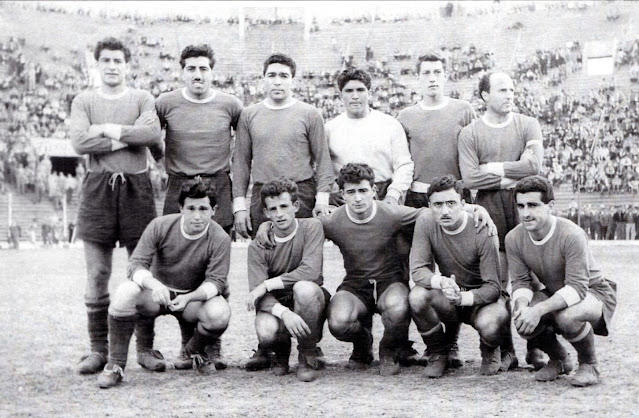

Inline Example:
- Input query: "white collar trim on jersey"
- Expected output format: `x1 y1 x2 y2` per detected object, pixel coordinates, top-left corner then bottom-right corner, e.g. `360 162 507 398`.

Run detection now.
481 112 513 128
180 216 210 240
528 216 557 246
346 201 378 224
97 87 129 100
272 219 299 243
441 211 468 235
419 97 449 111
181 87 217 103
263 98 297 110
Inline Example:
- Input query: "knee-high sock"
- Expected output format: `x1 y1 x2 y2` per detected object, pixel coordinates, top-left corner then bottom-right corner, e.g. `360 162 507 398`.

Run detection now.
185 324 221 355
108 314 138 368
531 328 569 360
86 295 109 355
566 323 597 365
178 317 196 348
135 316 155 352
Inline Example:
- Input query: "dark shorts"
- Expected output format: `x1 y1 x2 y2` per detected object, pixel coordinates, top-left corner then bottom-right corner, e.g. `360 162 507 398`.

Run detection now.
163 172 233 229
250 177 316 239
589 278 617 336
337 276 408 314
475 189 518 251
258 287 331 312
455 294 509 327
76 171 156 248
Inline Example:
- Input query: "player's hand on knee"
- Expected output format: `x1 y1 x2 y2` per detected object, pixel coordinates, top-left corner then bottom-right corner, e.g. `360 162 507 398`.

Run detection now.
255 221 275 249
514 306 541 336
169 294 190 312
281 310 311 338
146 280 171 307
246 284 267 311
234 210 251 238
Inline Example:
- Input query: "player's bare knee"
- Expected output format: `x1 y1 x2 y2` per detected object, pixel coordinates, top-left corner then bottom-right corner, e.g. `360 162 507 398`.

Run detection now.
255 314 283 345
552 308 581 334
200 298 231 330
409 286 431 313
293 281 322 306
108 281 141 316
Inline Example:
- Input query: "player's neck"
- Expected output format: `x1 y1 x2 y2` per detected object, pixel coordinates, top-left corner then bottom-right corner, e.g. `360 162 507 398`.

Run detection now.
420 94 446 108
100 83 127 96
265 96 295 109
183 87 214 102
441 213 466 233
346 106 370 119
272 219 298 240
530 216 556 241
483 109 511 125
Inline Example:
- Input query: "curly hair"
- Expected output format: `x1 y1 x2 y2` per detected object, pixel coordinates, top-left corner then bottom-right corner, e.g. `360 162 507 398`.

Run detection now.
179 44 215 69
337 163 375 189
93 37 131 62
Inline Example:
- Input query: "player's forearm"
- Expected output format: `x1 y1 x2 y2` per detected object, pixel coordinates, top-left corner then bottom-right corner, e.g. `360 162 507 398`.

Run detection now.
119 122 162 146
188 281 218 301
70 126 115 155
532 293 568 317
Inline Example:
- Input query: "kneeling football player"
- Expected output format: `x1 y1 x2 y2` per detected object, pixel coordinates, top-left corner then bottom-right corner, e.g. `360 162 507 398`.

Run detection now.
409 175 510 378
245 178 329 382
507 176 617 386
97 180 231 388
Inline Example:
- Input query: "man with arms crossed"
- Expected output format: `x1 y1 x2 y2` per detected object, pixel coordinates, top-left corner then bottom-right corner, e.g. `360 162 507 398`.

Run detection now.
397 51 476 367
97 181 232 388
246 178 329 382
232 53 334 239
155 44 242 369
507 176 616 386
458 71 545 371
409 175 509 378
70 37 163 375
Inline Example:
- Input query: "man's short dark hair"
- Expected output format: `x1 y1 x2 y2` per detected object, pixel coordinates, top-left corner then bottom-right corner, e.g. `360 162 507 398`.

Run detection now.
416 52 446 73
263 53 296 78
336 68 372 91
337 163 375 189
260 178 299 205
478 72 493 102
178 179 217 208
514 175 554 204
94 37 131 62
180 44 215 69
427 175 464 200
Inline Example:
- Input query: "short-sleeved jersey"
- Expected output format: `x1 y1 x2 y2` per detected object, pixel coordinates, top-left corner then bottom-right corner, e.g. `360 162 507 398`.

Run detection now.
127 214 231 296
156 88 243 176
320 201 424 282
232 100 334 197
410 211 501 306
458 113 543 190
397 98 475 184
70 88 161 173
506 216 603 303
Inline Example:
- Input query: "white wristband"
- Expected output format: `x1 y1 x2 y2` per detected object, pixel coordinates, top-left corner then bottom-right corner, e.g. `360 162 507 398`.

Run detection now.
316 192 329 206
233 197 247 213
431 274 443 289
131 269 153 287
271 303 291 319
264 278 285 292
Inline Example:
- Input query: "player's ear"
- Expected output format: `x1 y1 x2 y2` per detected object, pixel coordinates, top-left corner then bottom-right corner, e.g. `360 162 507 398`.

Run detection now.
372 184 379 199
211 205 218 217
547 200 555 213
293 199 300 213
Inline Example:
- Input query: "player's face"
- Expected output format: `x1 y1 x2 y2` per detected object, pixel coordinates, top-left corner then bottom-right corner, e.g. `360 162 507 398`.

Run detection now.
182 56 213 99
484 73 515 115
181 197 215 235
263 192 299 236
342 180 375 219
418 60 446 98
516 192 554 236
341 80 370 119
429 188 464 229
263 63 293 103
97 49 127 88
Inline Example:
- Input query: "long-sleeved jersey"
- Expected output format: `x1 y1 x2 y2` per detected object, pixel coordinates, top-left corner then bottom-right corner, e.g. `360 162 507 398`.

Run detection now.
458 113 543 190
397 98 475 186
70 88 161 173
248 218 324 312
232 100 334 198
325 109 414 201
411 211 501 306
156 88 243 176
127 214 231 297
320 201 424 282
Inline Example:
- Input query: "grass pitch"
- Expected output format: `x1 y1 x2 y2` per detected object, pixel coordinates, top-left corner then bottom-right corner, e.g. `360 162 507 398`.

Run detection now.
0 242 637 417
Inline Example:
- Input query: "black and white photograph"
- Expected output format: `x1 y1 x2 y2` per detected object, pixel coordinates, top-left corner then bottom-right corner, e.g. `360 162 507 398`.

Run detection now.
0 1 636 416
